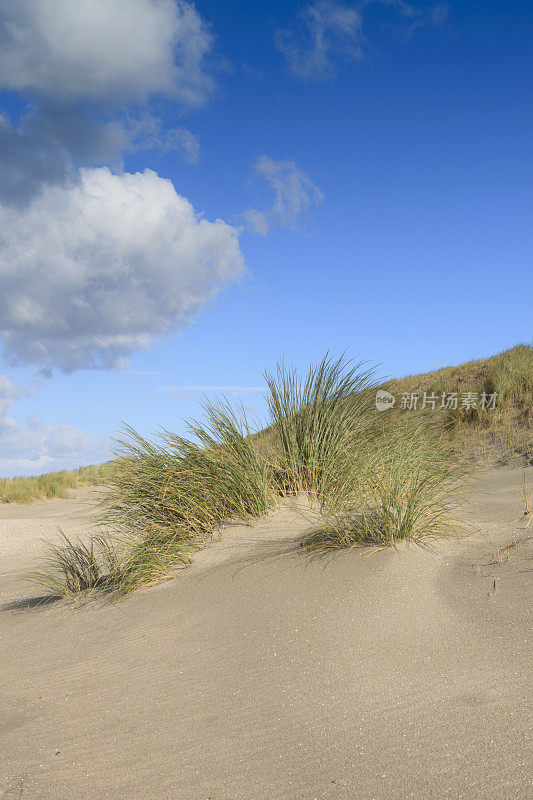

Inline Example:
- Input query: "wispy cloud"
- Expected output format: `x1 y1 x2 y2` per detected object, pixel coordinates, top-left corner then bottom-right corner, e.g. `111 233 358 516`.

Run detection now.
0 374 21 417
276 0 449 80
244 156 324 235
122 112 201 164
276 1 364 80
159 385 266 399
0 375 110 476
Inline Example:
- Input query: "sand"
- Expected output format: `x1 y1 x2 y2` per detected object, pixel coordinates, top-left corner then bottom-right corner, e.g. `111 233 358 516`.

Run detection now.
1 468 532 799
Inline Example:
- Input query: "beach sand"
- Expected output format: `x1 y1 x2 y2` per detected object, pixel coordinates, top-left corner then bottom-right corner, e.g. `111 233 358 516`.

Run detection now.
1 468 531 799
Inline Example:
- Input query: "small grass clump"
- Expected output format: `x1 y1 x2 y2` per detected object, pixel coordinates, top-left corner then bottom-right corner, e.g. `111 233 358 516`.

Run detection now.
303 417 466 552
28 353 469 601
26 530 119 600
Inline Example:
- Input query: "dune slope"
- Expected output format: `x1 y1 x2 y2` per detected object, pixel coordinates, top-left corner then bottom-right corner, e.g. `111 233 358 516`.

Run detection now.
1 468 532 800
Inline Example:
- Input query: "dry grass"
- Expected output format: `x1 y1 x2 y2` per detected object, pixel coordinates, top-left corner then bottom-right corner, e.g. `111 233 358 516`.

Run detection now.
0 463 115 504
520 472 532 517
381 344 533 466
489 536 533 565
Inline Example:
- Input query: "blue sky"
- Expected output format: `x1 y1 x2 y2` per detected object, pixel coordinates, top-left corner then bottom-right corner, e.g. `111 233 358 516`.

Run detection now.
0 0 531 475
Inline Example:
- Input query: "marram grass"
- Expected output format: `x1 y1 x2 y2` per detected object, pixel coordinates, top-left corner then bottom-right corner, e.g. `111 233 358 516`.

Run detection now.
98 400 275 596
0 462 115 504
26 530 119 600
27 354 469 601
263 354 378 501
303 417 467 552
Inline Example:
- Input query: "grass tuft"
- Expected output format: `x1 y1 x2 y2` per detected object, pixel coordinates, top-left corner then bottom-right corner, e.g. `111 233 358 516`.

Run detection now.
26 530 119 600
264 354 377 504
303 417 466 552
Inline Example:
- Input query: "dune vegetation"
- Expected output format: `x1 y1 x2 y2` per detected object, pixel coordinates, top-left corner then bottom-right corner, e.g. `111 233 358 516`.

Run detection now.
383 343 533 464
23 344 533 600
27 354 471 600
0 463 115 504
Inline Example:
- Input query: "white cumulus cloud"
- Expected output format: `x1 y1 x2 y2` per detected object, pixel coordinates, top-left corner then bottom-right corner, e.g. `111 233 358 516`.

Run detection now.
0 0 214 106
245 156 324 235
0 0 214 203
0 167 245 373
0 107 129 205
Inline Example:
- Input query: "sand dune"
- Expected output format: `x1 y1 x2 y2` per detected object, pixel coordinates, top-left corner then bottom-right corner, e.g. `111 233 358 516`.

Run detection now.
1 468 532 799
